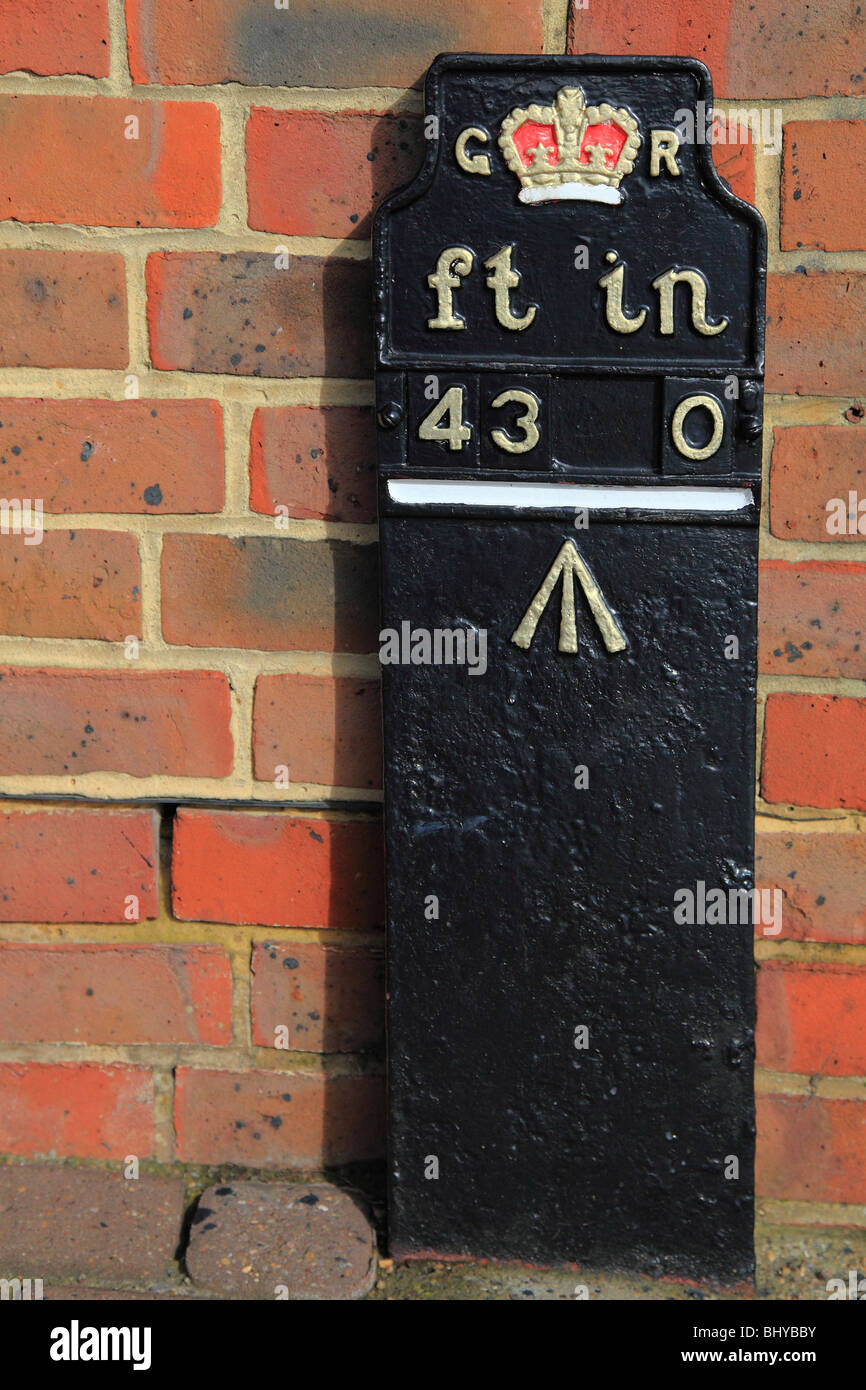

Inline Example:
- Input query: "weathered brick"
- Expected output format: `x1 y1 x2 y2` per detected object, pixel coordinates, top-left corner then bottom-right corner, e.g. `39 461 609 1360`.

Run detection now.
174 1067 384 1167
568 0 866 98
756 831 866 944
0 251 126 369
249 406 376 525
0 944 232 1044
757 962 866 1076
0 96 220 228
251 942 385 1053
0 0 109 78
247 109 422 239
161 535 378 652
253 675 382 788
782 121 866 252
0 806 158 923
0 530 140 640
759 561 866 679
0 668 232 778
0 398 224 514
766 272 866 398
770 426 866 543
762 693 866 811
757 1095 866 1203
146 253 371 378
186 1181 375 1299
0 1166 184 1283
172 810 384 929
712 137 755 206
127 0 543 87
0 1063 154 1160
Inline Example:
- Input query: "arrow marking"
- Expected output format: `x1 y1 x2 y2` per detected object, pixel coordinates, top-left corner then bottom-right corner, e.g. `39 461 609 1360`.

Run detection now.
511 539 627 655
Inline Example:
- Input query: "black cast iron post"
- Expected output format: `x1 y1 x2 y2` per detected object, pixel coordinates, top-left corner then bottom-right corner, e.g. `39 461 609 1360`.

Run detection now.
374 54 766 1281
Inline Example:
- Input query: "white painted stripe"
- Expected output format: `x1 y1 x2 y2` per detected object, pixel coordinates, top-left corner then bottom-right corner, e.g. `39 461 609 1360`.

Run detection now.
388 480 753 512
518 182 621 205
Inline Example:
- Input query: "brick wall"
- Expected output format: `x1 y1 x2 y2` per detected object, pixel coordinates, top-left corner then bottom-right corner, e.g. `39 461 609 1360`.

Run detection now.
0 0 863 1266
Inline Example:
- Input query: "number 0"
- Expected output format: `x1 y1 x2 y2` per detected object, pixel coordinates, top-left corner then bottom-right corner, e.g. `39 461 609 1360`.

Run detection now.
490 389 540 454
418 386 471 451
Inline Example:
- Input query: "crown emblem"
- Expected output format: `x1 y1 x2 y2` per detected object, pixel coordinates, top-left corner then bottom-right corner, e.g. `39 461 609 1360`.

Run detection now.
499 85 641 205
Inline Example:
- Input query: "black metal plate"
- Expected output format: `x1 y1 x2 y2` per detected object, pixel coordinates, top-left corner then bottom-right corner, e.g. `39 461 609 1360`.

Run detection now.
374 54 765 1281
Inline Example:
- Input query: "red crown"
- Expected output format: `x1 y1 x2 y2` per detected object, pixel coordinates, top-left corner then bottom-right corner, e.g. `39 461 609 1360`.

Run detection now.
499 86 641 205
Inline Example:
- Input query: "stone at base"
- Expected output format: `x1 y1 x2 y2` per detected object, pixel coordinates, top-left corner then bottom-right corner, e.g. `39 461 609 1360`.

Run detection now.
186 1181 376 1299
0 1164 184 1284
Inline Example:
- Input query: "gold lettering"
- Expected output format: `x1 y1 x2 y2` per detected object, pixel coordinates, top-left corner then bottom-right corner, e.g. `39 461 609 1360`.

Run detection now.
511 539 627 656
483 245 536 331
652 267 728 336
671 394 725 461
427 247 474 330
650 130 681 177
418 386 471 451
598 251 647 335
490 389 540 454
455 126 491 176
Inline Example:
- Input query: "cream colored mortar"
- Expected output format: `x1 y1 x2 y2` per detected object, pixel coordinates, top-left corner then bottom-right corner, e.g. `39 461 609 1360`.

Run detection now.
759 1198 866 1227
544 0 569 54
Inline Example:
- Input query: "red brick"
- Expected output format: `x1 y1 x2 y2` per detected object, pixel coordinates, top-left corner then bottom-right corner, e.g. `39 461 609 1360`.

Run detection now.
251 942 384 1053
0 806 158 923
0 0 109 78
758 561 866 679
782 121 866 252
253 675 382 789
0 398 224 514
146 252 370 378
568 0 865 98
185 1180 375 1299
570 1 727 87
766 272 866 398
247 109 422 239
762 693 866 811
0 530 140 640
756 831 866 944
0 1166 184 1284
770 426 866 543
172 810 384 929
0 96 220 228
0 943 231 1045
161 535 378 652
0 1063 154 1160
249 406 376 525
0 251 126 369
757 1095 866 1203
757 963 866 1075
127 0 543 86
174 1067 384 1166
0 668 232 778
712 137 755 206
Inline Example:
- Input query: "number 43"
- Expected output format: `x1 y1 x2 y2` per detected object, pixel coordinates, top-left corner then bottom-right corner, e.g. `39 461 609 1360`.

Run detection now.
418 386 540 454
